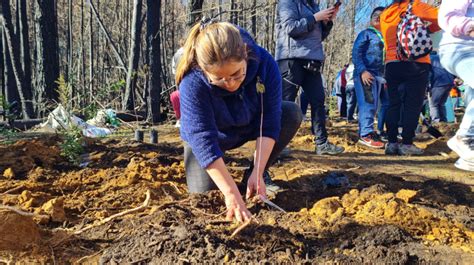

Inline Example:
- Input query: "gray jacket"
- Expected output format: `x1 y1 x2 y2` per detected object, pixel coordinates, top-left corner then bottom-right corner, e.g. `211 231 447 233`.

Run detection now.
275 0 333 62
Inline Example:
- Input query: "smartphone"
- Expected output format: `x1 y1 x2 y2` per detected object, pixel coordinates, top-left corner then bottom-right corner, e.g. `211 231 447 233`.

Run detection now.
334 0 342 8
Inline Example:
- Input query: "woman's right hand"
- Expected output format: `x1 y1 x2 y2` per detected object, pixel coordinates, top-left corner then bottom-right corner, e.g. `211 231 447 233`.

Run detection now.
314 7 336 22
224 191 252 223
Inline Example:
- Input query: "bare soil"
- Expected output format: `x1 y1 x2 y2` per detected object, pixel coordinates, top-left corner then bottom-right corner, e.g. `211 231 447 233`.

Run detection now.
0 120 472 264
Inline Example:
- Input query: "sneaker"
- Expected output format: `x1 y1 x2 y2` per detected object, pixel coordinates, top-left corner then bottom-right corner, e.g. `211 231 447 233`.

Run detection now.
279 147 291 158
454 157 474 172
385 142 399 155
316 141 345 155
263 171 281 194
358 133 385 149
448 135 474 161
378 132 388 142
398 144 424 156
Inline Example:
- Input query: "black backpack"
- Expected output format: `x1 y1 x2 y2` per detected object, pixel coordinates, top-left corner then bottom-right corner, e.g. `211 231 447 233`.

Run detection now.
396 0 433 60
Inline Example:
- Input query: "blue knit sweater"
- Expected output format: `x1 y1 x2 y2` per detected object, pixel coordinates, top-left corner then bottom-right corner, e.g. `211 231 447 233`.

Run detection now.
179 29 282 168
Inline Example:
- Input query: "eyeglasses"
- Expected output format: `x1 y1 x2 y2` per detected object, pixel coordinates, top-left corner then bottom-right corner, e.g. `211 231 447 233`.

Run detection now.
207 67 247 86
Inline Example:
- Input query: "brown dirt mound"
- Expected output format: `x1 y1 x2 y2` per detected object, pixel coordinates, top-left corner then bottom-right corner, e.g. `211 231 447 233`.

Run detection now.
300 184 474 252
0 210 41 251
0 138 65 179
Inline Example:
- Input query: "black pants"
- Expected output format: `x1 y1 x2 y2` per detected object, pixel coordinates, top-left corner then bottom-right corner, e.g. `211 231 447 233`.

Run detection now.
385 62 430 145
278 59 328 145
184 101 303 193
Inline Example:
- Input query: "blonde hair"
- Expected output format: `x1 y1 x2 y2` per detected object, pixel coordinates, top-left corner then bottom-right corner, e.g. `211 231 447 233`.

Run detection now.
175 22 248 86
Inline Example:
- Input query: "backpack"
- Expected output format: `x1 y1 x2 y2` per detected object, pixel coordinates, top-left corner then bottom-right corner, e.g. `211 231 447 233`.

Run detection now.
396 0 433 60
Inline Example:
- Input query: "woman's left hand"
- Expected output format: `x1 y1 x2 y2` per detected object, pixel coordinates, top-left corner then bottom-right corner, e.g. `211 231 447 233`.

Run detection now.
246 169 267 200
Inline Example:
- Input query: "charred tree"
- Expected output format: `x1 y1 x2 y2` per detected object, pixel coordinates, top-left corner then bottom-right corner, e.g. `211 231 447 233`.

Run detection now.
122 0 143 111
146 0 161 123
1 27 19 105
187 0 204 27
1 0 34 118
34 0 60 111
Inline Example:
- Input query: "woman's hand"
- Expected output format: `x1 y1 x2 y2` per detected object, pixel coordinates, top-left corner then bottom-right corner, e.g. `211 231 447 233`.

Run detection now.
245 169 267 200
314 7 336 22
361 71 375 86
224 191 252 223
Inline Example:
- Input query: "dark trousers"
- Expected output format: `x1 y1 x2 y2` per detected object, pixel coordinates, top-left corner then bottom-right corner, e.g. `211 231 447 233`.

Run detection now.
429 85 452 122
338 86 347 118
278 59 328 145
184 101 303 193
385 62 430 145
346 86 357 121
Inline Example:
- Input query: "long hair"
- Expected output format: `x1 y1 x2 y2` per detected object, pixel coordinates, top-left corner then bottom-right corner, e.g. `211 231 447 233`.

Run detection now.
175 22 248 86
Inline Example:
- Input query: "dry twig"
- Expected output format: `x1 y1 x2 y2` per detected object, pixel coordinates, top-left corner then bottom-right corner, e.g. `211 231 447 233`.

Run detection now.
0 205 49 219
0 185 24 195
230 218 253 239
72 190 151 235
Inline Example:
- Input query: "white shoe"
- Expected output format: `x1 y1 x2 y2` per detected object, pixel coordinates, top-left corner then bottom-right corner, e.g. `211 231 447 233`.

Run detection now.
454 158 474 172
174 120 181 128
448 135 474 161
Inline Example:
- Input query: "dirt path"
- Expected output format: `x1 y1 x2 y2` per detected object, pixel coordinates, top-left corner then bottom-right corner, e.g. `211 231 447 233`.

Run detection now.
0 121 472 263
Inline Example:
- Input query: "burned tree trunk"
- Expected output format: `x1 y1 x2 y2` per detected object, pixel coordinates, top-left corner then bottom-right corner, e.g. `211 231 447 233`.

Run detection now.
122 0 143 111
187 0 204 27
17 0 32 97
34 0 60 112
1 27 19 106
1 0 34 118
146 0 161 123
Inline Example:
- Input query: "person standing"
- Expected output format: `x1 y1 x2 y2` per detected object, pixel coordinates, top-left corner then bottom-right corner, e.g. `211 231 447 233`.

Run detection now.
352 7 387 148
428 51 456 123
380 0 440 155
275 0 344 155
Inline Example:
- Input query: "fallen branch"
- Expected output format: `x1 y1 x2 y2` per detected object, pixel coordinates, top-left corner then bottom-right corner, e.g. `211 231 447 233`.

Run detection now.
0 185 24 195
230 218 253 239
0 205 49 219
72 190 151 235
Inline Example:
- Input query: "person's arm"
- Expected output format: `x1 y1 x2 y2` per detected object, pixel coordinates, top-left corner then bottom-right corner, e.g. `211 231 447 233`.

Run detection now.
352 31 374 85
246 137 275 199
415 1 442 33
352 30 370 75
180 74 250 222
278 1 317 38
258 47 282 142
206 158 251 222
438 0 474 37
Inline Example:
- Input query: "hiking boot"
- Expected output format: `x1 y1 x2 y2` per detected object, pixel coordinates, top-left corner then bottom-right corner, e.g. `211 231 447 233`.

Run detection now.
398 144 424 156
385 142 399 155
358 133 385 149
316 141 345 155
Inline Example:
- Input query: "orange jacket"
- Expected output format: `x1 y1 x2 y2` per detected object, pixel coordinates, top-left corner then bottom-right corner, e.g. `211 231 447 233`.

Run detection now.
380 0 441 64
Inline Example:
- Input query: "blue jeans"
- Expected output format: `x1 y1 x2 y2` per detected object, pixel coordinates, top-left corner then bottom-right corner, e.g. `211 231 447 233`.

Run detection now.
346 85 357 121
354 74 388 136
429 85 452 122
